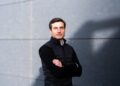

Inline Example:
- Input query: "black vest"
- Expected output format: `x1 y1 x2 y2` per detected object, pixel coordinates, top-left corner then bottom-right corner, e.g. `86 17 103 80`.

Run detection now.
45 37 74 66
43 37 74 86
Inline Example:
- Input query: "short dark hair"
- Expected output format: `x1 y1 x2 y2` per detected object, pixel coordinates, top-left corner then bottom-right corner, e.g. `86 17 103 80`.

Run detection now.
49 18 66 30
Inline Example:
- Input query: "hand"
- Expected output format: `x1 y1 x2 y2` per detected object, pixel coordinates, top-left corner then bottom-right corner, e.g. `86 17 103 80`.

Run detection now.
52 59 63 67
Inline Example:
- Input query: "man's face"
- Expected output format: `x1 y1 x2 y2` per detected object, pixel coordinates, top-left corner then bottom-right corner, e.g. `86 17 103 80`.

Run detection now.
50 22 65 40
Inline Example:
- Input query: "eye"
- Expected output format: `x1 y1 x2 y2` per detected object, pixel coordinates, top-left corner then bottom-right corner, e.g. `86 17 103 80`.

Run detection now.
53 27 58 29
60 27 65 29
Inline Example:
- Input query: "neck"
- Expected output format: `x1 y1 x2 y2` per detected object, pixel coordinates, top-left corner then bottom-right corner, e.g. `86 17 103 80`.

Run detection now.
51 37 66 46
52 37 64 40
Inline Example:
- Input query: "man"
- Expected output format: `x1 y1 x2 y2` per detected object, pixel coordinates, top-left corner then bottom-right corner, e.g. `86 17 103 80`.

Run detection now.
39 18 82 86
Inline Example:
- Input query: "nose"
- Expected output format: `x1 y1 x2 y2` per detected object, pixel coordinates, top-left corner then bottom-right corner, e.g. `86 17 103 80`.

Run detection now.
57 28 61 32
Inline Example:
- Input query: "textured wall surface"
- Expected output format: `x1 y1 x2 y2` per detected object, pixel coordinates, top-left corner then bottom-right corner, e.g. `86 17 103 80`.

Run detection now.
0 0 120 86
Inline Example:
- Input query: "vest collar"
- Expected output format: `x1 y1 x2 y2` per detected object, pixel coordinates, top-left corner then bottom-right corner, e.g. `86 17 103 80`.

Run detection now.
50 37 66 46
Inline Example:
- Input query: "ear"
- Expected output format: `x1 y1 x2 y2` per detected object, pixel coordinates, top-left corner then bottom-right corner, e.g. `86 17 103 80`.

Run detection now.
49 29 52 34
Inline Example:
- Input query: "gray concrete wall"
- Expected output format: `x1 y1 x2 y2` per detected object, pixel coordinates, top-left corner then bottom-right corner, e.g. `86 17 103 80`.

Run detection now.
0 0 120 86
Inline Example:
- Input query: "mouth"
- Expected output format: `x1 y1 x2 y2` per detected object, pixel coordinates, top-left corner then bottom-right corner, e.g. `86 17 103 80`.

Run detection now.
56 34 62 36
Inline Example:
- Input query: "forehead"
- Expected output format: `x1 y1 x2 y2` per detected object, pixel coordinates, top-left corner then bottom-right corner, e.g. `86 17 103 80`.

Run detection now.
51 22 64 27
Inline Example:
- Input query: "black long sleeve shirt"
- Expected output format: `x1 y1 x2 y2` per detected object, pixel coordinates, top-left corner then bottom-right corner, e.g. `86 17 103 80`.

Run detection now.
39 37 82 79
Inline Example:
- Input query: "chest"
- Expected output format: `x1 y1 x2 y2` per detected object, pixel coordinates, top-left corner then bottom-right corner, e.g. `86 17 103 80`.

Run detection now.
52 45 73 63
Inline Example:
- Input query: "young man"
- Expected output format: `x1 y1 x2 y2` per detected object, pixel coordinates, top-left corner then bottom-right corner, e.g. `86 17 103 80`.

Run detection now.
39 18 82 86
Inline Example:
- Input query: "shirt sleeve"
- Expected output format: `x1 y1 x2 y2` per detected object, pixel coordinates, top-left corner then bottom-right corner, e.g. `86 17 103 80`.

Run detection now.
71 48 82 76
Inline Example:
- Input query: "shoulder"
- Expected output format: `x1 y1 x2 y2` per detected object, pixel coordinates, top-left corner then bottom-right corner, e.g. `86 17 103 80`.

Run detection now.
39 42 56 58
39 41 52 53
65 43 74 50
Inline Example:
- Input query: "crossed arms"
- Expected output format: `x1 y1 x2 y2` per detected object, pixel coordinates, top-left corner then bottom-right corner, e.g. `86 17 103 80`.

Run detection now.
39 45 82 78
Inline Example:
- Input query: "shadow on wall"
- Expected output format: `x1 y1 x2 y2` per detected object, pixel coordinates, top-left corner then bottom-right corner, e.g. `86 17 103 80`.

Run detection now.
33 17 120 86
32 67 44 86
71 17 120 86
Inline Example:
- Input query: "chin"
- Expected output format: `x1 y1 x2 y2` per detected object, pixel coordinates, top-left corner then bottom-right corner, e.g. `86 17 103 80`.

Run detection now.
55 37 63 40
